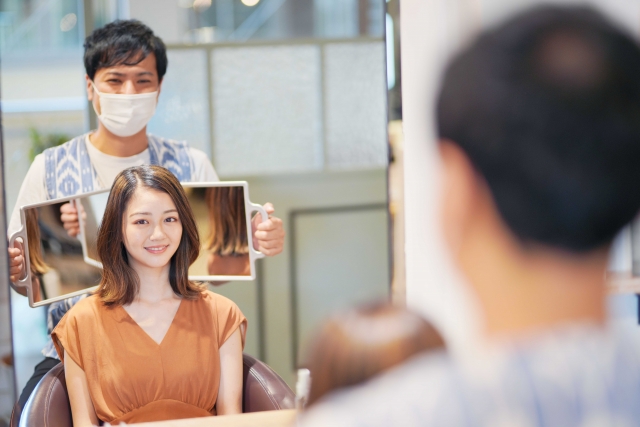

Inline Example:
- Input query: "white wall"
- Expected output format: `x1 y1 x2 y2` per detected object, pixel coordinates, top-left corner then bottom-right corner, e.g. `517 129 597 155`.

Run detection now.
400 0 482 353
129 0 190 44
400 0 640 352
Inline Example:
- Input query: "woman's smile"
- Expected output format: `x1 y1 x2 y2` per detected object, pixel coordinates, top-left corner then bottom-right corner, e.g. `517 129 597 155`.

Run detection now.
145 244 169 254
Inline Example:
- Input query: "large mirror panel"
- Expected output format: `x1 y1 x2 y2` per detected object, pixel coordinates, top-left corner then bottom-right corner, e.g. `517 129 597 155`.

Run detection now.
2 0 392 399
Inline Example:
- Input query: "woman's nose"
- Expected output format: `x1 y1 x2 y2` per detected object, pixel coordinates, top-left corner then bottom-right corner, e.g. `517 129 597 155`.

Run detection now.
149 224 166 240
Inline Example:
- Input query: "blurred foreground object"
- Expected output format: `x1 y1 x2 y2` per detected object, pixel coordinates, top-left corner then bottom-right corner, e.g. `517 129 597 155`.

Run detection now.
304 303 444 406
300 4 640 426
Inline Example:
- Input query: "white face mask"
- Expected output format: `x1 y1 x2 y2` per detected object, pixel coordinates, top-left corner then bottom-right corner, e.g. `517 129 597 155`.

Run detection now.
91 82 158 137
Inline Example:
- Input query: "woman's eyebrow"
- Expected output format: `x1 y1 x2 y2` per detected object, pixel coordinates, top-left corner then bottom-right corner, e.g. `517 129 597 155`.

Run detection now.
129 209 178 217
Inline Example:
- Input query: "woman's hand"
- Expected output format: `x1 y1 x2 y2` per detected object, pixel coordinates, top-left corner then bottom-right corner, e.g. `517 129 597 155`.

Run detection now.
216 328 244 415
64 350 100 427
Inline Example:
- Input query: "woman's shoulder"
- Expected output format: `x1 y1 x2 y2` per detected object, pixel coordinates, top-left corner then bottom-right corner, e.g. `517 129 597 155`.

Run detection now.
199 289 240 309
64 294 104 321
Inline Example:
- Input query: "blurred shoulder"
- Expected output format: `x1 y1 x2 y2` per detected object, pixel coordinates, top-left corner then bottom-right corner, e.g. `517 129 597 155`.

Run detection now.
300 351 458 427
65 294 103 320
200 289 240 309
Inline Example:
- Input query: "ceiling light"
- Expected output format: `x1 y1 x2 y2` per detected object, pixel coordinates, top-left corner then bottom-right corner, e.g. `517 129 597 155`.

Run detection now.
60 13 77 32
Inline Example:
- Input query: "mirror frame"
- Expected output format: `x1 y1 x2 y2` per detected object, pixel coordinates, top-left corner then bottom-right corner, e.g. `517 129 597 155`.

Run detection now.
9 181 266 307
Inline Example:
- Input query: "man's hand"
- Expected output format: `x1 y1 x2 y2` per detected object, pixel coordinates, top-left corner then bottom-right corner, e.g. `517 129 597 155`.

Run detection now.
251 203 285 256
8 240 25 283
60 202 80 237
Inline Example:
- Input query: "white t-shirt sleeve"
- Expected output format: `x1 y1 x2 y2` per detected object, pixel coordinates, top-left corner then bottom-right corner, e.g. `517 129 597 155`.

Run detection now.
8 154 48 238
189 148 219 182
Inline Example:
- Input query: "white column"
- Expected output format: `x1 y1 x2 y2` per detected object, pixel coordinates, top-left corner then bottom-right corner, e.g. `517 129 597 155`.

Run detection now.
399 0 481 352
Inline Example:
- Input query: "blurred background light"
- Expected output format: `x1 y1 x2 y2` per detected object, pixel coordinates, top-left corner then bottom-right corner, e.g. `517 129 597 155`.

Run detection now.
193 0 212 12
178 0 194 8
59 13 77 32
241 0 261 6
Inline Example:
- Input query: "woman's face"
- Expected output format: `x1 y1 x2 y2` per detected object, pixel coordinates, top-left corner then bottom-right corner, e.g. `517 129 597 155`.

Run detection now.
122 187 182 272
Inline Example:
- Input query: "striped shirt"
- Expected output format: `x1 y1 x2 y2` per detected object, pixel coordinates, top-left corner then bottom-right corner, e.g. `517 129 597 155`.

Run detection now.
299 323 640 427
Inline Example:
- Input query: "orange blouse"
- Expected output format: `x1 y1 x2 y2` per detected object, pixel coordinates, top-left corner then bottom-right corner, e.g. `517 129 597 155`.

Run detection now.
51 290 247 424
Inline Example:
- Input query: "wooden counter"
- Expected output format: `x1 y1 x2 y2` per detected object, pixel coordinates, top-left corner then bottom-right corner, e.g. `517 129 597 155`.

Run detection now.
134 410 297 427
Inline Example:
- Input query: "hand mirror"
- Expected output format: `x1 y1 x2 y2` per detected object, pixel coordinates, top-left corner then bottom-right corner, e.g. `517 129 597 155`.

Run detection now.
9 181 267 307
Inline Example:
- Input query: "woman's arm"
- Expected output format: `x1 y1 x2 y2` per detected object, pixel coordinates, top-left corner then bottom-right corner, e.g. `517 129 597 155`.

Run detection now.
64 350 99 427
216 328 244 415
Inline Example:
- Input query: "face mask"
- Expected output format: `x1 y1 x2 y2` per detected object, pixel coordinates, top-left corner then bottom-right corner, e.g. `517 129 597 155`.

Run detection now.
91 82 158 137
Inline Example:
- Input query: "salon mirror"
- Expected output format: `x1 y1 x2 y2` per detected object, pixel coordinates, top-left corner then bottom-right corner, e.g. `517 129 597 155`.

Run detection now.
10 182 266 307
2 0 394 393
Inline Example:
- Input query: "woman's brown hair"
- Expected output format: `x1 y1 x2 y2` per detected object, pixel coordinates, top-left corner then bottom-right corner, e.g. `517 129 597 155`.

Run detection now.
96 165 202 306
305 303 445 406
204 187 248 256
25 208 49 275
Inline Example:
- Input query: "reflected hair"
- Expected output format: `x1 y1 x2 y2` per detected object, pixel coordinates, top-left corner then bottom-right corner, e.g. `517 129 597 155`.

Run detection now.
25 208 49 275
96 165 202 306
305 303 445 406
204 187 249 256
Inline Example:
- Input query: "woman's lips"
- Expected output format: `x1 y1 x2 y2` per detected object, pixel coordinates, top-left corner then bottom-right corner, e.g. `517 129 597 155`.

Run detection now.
145 245 169 254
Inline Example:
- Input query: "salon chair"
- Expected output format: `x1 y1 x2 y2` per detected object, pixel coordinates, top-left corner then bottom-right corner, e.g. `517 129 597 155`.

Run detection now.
11 353 295 427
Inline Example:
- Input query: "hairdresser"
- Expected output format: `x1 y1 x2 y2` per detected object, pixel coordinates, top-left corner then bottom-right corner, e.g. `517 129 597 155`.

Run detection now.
7 20 285 410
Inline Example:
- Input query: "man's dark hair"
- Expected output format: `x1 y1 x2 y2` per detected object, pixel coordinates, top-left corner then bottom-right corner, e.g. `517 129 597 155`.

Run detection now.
84 20 168 81
437 5 640 252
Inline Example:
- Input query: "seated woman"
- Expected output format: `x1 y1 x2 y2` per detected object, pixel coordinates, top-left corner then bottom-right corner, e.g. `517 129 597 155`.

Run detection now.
304 303 445 406
52 165 247 426
205 187 250 276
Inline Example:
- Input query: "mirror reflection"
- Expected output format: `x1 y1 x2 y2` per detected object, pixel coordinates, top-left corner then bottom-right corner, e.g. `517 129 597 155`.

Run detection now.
78 184 257 280
2 0 392 419
189 186 251 277
22 201 102 305
15 183 260 306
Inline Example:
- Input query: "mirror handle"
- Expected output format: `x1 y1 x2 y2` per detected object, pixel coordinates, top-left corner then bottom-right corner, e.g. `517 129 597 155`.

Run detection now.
8 226 30 291
249 203 268 260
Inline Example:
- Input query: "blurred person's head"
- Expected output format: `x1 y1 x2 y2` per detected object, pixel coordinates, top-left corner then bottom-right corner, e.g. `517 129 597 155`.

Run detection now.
436 5 640 334
305 303 445 406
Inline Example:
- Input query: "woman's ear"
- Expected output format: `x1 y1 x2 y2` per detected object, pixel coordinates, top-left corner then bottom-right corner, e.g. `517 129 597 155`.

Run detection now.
438 140 478 256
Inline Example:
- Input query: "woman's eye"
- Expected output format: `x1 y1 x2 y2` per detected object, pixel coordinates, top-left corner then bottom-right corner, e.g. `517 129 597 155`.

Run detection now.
134 219 148 225
165 217 178 223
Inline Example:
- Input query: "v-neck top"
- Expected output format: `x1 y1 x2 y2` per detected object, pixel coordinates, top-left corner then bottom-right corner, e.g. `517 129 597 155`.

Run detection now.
51 290 247 424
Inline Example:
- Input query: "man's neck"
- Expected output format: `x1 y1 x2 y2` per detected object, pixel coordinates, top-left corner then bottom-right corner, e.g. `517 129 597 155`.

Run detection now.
89 124 148 157
461 219 609 341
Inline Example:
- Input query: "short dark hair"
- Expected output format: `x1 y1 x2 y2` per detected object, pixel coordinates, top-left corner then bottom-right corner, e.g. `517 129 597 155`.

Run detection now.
437 5 640 252
84 20 168 81
96 165 202 306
